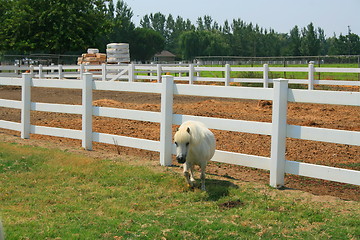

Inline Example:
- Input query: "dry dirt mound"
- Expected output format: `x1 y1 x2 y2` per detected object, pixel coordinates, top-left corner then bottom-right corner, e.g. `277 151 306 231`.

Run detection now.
93 99 124 107
93 99 160 112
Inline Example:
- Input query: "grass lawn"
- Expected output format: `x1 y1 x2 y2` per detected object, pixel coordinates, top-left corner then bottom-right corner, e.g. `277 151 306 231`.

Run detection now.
194 63 360 82
0 142 359 239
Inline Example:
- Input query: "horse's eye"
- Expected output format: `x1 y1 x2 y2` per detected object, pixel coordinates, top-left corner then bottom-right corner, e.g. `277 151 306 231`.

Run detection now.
175 142 178 146
186 142 189 147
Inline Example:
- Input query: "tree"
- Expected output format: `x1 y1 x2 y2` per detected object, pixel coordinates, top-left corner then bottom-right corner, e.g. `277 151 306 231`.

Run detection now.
107 0 135 45
149 12 167 37
222 20 231 35
230 19 255 56
140 13 194 55
107 0 115 18
300 23 320 56
317 27 327 55
203 15 213 31
179 31 202 60
140 15 151 29
347 33 360 54
179 30 230 60
289 26 301 56
197 17 205 31
0 0 110 54
204 31 231 56
130 28 165 62
165 14 176 51
329 32 360 55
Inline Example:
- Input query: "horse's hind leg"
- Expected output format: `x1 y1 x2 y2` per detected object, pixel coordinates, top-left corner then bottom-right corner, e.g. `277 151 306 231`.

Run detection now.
200 164 207 191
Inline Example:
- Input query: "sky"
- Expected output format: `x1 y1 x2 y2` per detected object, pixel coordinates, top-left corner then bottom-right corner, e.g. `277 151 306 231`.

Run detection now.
120 0 360 37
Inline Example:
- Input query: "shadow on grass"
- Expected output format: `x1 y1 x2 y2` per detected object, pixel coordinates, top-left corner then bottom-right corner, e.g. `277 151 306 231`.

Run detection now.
169 165 239 201
205 179 239 201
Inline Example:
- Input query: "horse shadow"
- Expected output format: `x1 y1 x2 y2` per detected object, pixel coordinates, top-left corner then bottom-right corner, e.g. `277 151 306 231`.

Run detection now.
204 178 239 201
170 164 239 201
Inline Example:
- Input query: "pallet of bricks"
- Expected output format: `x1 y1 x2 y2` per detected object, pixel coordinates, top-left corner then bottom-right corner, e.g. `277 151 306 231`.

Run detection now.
77 48 106 65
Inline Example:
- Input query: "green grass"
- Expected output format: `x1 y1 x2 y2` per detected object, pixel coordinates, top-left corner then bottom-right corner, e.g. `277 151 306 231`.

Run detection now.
134 63 359 85
1 142 359 239
197 64 360 81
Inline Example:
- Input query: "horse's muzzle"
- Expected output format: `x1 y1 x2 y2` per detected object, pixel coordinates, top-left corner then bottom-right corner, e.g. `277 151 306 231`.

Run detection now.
176 156 186 164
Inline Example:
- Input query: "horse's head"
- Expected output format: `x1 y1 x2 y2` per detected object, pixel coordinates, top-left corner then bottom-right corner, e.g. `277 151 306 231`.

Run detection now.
174 127 191 164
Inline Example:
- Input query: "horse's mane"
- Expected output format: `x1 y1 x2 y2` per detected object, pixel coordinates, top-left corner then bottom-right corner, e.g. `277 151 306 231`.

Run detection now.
178 121 207 145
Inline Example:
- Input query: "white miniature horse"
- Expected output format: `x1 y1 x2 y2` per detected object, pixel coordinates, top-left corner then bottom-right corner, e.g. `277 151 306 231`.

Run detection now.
174 121 216 191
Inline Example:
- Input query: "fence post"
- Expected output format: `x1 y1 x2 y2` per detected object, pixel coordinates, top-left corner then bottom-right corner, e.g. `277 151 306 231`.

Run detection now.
82 73 93 150
50 63 55 79
150 62 154 78
21 73 31 139
39 64 44 78
196 63 200 78
157 64 162 83
102 63 107 81
179 62 182 78
160 75 174 166
29 65 34 77
129 63 135 82
79 63 85 79
189 64 195 84
270 79 289 188
58 64 64 79
308 63 315 90
263 64 269 88
225 64 231 86
14 63 19 75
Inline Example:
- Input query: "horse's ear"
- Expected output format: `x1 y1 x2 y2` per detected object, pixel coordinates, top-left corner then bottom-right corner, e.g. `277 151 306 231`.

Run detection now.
187 127 191 134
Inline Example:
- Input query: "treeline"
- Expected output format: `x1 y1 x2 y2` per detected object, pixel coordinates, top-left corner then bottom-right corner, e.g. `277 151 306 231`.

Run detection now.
0 0 359 62
141 13 360 60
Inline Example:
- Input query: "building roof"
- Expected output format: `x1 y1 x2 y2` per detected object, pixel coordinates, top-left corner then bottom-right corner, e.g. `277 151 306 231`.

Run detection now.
154 50 176 57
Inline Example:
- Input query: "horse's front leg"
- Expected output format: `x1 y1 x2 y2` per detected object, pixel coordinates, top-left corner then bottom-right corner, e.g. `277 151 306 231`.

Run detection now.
183 162 195 188
189 164 196 183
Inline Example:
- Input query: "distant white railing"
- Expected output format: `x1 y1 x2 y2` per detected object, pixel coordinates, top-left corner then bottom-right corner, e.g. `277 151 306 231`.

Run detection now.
0 73 359 188
0 63 359 89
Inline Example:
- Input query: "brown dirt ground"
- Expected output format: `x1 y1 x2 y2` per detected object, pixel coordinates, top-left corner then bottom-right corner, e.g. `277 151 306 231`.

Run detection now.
0 86 359 201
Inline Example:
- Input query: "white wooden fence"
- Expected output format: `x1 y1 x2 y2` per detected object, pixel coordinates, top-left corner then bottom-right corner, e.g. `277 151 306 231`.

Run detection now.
1 63 359 90
0 73 359 188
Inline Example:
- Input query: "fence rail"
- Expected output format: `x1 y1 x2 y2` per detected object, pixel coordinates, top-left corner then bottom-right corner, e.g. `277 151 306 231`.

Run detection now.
0 73 359 188
1 63 359 89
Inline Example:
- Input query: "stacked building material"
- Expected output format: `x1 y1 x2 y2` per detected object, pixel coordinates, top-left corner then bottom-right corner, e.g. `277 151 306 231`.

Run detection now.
77 48 106 65
106 43 130 64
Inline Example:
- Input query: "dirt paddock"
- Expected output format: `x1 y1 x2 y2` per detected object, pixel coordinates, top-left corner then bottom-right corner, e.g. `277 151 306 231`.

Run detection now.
0 86 359 201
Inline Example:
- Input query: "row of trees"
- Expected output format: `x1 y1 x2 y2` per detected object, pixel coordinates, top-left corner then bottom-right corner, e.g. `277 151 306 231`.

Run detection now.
0 0 359 62
140 13 360 60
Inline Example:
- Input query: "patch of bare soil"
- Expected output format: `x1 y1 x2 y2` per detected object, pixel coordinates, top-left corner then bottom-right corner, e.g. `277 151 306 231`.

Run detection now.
0 86 359 201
